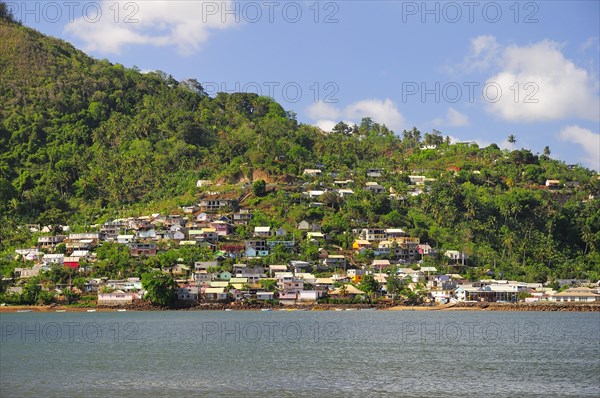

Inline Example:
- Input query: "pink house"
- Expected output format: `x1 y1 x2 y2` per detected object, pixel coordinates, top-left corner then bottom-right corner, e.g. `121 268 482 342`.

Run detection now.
209 221 230 236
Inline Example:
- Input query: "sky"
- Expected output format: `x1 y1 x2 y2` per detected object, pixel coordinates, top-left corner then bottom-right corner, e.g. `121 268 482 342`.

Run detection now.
7 0 600 170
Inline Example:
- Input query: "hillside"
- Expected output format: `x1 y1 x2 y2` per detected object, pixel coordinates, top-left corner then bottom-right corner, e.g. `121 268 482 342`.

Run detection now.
0 11 599 282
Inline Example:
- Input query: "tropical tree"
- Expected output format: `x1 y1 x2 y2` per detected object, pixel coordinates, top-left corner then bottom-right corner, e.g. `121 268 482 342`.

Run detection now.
359 274 380 301
141 271 178 306
508 134 517 149
259 278 277 292
543 146 551 156
252 179 267 197
385 274 404 301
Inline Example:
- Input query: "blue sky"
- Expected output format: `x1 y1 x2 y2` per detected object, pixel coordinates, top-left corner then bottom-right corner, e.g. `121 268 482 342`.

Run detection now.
9 0 600 170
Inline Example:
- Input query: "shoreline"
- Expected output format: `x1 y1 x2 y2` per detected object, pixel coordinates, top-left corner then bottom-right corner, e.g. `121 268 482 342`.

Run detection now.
1 302 599 313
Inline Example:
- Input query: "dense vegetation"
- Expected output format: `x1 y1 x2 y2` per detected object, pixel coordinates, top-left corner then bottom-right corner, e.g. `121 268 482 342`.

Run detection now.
1 10 599 283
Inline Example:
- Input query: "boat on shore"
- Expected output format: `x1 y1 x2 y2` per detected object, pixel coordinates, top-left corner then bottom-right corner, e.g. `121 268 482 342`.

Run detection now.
86 309 97 313
56 310 66 313
16 309 32 313
261 308 272 312
117 309 127 312
224 308 233 311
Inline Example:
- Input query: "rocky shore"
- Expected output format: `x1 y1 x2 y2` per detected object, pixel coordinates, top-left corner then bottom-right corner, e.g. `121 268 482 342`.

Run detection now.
453 301 600 312
2 301 599 312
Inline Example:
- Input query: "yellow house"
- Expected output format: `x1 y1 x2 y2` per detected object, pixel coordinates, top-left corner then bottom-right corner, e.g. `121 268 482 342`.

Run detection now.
352 239 372 250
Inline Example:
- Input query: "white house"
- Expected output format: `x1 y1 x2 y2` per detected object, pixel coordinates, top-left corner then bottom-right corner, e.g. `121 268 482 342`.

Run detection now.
549 288 600 302
254 226 271 237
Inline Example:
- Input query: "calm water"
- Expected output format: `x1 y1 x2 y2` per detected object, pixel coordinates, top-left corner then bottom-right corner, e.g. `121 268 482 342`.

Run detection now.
1 310 599 397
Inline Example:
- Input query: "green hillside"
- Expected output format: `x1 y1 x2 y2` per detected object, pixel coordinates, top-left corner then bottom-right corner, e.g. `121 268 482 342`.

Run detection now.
0 9 599 282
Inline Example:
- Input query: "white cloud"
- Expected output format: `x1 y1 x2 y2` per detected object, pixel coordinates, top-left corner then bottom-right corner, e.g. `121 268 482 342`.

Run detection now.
433 107 469 127
345 99 405 131
306 102 341 121
580 36 599 52
463 35 501 72
64 0 237 55
476 39 600 122
558 125 600 171
307 99 406 133
313 120 338 132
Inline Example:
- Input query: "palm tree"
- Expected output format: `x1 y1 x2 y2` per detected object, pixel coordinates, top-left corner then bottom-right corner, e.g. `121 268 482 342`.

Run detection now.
339 284 348 298
507 134 517 149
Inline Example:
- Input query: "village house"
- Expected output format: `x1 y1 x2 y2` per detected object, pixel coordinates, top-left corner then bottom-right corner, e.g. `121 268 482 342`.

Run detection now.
203 287 228 302
289 261 311 274
182 205 199 214
14 266 42 279
37 235 66 248
106 278 143 291
302 169 322 177
385 228 406 239
306 232 325 241
445 250 468 264
297 220 320 231
359 228 387 242
269 264 288 276
372 259 391 271
365 182 385 194
116 234 135 244
220 243 245 257
68 232 102 241
408 175 426 185
195 212 211 222
254 226 271 238
256 291 275 301
549 287 600 302
329 284 365 298
333 179 354 188
64 256 81 268
42 253 64 266
298 290 321 302
232 209 253 224
314 277 335 291
198 194 238 213
347 268 366 283
165 215 186 228
277 273 304 303
198 229 219 245
194 271 213 284
367 168 384 178
323 254 347 269
98 291 138 306
454 283 528 302
229 277 249 290
66 238 95 250
100 221 125 241
352 239 372 251
398 268 425 283
129 243 157 257
169 226 187 241
337 188 355 198
209 221 230 236
417 243 435 256
177 286 199 302
303 190 326 200
245 240 269 257
194 261 218 271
